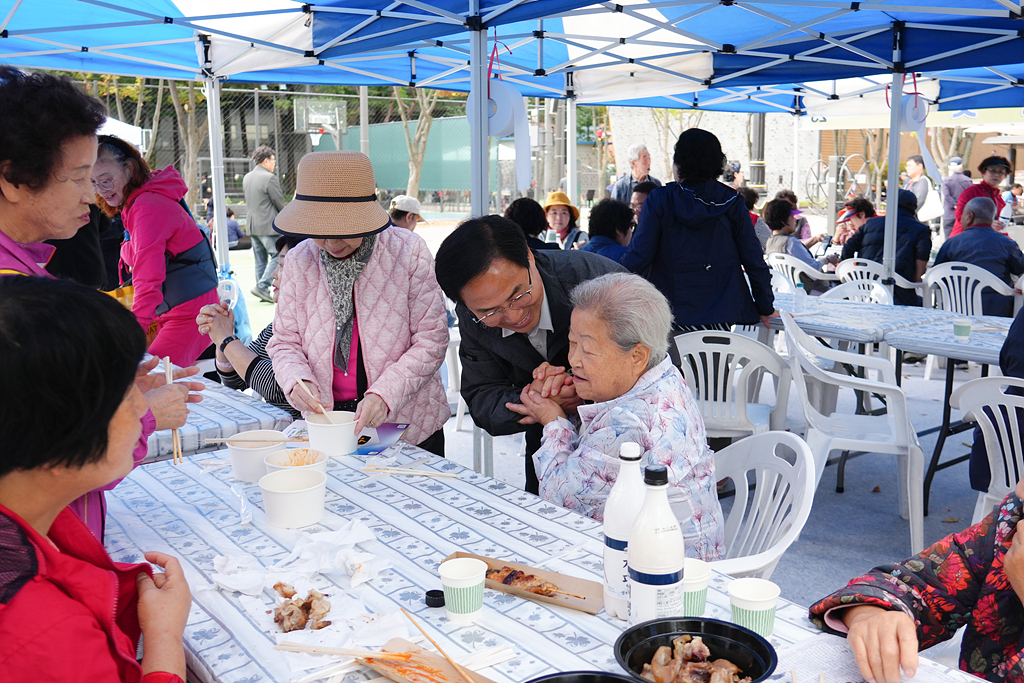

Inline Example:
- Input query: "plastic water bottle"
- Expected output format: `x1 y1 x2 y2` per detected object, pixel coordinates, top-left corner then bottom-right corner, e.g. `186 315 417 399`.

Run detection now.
602 442 646 620
793 282 806 315
628 465 686 625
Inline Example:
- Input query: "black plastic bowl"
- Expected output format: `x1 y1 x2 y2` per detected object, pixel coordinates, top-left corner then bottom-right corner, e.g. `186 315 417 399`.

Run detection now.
614 618 777 683
528 672 638 683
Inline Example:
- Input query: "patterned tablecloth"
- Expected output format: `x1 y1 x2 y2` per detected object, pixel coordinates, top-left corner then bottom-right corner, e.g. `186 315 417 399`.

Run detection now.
145 378 293 462
883 315 1011 365
105 443 823 683
772 293 956 343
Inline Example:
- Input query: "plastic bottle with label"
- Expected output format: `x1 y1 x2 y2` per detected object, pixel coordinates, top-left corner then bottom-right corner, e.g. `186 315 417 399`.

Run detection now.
627 464 686 625
602 442 646 620
793 282 806 315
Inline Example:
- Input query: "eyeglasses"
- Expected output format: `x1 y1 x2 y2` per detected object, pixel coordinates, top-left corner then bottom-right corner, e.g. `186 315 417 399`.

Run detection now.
471 269 534 325
984 167 1009 178
92 177 115 192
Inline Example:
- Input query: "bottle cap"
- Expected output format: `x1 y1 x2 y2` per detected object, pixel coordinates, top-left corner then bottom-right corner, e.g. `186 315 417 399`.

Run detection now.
620 442 642 461
644 464 668 486
425 590 445 608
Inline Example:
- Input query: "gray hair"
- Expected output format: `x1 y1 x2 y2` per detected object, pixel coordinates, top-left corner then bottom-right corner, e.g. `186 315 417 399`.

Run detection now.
963 196 997 226
570 273 671 370
627 143 649 163
252 145 275 165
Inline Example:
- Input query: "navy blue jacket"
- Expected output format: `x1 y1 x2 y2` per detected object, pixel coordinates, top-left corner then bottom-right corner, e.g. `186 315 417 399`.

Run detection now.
841 204 931 306
579 234 628 262
611 173 662 203
619 180 774 327
935 225 1024 317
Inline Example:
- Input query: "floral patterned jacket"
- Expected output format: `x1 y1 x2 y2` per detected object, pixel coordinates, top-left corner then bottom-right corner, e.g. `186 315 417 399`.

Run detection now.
532 357 725 561
809 490 1024 681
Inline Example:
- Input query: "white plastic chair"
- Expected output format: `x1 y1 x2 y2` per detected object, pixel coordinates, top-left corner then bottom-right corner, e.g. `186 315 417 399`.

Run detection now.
782 311 925 554
674 331 791 438
950 376 1024 523
819 279 893 305
767 253 839 290
771 269 795 294
711 431 816 580
835 258 927 294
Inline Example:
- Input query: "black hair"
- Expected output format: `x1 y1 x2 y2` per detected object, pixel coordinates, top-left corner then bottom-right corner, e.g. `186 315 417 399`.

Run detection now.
0 277 145 476
774 189 798 206
435 215 530 304
226 207 235 218
763 199 795 232
505 197 548 238
738 187 759 211
588 199 635 240
252 145 275 165
275 235 306 253
1013 184 1023 191
632 181 658 197
672 128 726 183
846 196 876 218
389 208 411 221
905 154 924 166
0 66 107 192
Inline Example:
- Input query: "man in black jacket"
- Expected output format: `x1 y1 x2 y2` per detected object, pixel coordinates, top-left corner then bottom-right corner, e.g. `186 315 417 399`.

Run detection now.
435 216 625 493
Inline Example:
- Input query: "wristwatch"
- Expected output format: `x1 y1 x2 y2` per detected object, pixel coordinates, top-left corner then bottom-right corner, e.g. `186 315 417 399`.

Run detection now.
219 335 239 354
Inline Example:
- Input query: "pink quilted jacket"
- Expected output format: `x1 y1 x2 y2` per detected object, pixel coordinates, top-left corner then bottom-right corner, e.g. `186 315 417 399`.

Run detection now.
267 228 450 445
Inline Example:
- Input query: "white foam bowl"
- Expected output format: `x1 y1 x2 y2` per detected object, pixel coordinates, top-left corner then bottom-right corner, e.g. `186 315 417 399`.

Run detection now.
306 411 358 456
264 448 328 474
259 469 327 528
226 430 289 482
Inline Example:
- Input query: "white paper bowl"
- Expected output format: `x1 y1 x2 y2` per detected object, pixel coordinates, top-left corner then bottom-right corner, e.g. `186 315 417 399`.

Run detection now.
259 469 327 528
264 448 329 474
226 430 289 482
306 411 358 456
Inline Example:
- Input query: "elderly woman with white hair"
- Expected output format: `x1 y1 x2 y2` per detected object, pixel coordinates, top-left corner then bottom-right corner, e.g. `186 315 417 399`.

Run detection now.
508 272 724 561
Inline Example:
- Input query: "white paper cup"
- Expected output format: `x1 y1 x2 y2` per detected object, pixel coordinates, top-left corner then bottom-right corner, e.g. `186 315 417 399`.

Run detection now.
953 318 972 343
307 411 358 456
438 558 487 624
259 469 327 528
264 448 328 474
728 578 780 637
682 558 712 617
226 430 289 482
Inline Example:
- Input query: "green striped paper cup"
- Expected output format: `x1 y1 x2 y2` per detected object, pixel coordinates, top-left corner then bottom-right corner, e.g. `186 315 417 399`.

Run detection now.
682 559 711 617
439 558 487 624
728 578 780 638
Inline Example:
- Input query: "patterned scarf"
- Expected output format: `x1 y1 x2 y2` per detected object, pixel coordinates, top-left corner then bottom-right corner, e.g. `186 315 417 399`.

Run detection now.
319 235 376 369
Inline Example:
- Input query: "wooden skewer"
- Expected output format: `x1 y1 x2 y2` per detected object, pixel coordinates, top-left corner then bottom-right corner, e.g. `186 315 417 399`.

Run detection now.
294 375 335 423
790 670 797 683
552 588 586 600
274 643 412 661
362 467 460 479
400 608 475 683
164 357 182 465
205 437 303 444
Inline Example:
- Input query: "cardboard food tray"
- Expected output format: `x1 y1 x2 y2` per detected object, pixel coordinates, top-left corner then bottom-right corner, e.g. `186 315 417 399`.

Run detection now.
444 551 603 615
364 638 498 683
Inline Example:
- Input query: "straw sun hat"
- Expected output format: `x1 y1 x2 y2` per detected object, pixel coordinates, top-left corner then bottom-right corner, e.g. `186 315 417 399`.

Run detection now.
273 151 391 238
542 190 580 220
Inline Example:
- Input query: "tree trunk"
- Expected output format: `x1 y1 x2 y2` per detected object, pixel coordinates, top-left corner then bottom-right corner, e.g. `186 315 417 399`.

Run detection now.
393 86 440 198
145 79 165 168
133 77 145 127
168 80 209 210
112 78 125 121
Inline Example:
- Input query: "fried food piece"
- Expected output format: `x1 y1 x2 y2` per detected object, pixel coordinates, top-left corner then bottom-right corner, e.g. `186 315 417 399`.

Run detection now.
673 635 710 663
305 589 332 630
650 645 683 683
273 581 297 598
485 566 560 596
310 619 332 630
274 588 332 632
708 659 743 683
273 598 308 633
645 634 747 683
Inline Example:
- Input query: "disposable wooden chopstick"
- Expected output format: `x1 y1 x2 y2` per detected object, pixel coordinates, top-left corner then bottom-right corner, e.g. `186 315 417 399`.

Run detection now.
400 607 475 683
294 375 336 423
362 466 460 479
164 357 182 465
273 643 412 661
204 436 305 444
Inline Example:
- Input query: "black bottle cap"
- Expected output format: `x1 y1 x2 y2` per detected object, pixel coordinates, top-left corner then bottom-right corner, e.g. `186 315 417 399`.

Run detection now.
644 464 668 486
425 589 445 608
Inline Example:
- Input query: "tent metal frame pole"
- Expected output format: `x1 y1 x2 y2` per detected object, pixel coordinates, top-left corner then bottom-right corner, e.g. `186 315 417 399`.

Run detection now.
204 75 230 272
882 70 904 290
359 85 370 156
469 0 489 217
566 72 577 206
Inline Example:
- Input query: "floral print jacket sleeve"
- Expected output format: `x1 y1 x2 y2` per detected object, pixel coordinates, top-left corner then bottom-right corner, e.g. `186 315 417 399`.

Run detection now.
532 357 725 561
809 490 1024 681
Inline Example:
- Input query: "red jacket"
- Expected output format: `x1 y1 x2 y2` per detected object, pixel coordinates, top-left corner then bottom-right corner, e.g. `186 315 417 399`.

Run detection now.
0 504 182 683
952 182 1006 237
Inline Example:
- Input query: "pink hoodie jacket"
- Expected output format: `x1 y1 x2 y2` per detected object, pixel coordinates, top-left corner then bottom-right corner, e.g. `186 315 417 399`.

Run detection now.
268 228 450 445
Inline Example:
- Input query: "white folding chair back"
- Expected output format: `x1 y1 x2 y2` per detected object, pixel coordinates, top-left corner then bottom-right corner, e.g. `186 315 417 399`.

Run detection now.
674 331 791 438
951 376 1024 523
923 261 1016 316
819 279 893 305
711 431 816 580
771 269 795 294
782 311 925 554
836 258 925 292
767 253 839 289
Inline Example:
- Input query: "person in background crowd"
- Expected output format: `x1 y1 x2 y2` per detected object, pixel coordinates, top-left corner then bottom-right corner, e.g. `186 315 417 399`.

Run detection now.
225 207 244 248
505 197 559 251
198 235 305 420
841 189 931 307
542 190 589 249
580 199 634 261
902 154 931 215
739 186 770 250
630 180 658 225
611 142 662 203
0 277 192 683
935 196 1024 318
508 273 724 560
92 135 219 367
1000 183 1022 223
775 189 814 242
46 204 110 289
763 198 836 293
723 161 744 189
389 194 428 231
952 156 1013 237
620 128 774 333
435 215 624 493
834 196 876 246
268 152 450 456
243 145 285 303
942 156 972 239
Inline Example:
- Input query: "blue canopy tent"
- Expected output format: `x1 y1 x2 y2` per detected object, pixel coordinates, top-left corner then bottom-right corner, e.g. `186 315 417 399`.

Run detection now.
936 64 1024 110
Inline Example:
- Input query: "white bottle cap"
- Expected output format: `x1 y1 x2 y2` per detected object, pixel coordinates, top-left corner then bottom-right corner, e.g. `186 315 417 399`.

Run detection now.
620 442 642 461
